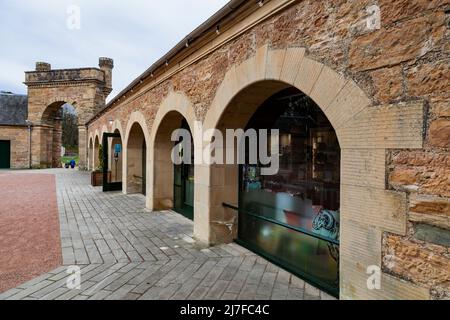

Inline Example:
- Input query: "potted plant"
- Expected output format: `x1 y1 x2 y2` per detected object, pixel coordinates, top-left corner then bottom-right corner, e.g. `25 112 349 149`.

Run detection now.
91 144 108 186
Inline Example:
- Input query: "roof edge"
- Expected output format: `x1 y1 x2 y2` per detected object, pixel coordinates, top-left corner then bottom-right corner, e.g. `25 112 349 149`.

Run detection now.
87 0 250 125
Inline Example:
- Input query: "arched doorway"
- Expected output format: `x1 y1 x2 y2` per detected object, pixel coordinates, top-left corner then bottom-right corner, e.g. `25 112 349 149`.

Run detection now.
207 81 341 296
94 135 100 170
200 45 425 300
40 102 79 168
88 137 93 170
173 120 195 220
152 111 194 220
109 129 123 183
126 123 147 195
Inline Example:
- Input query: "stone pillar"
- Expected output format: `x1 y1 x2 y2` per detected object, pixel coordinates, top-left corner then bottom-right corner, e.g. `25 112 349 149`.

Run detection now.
31 125 52 168
30 126 43 168
52 117 62 168
78 126 88 170
46 127 53 169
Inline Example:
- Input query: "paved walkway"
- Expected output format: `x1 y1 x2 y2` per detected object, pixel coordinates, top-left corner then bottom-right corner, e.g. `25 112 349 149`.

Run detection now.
0 170 333 300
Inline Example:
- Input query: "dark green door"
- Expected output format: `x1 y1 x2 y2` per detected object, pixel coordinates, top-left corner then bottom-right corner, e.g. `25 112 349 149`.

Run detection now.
174 163 194 220
173 120 194 220
0 140 11 169
102 133 122 192
142 140 147 195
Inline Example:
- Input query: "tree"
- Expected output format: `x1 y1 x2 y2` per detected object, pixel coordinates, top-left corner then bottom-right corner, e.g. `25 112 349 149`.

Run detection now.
97 144 104 172
61 107 78 151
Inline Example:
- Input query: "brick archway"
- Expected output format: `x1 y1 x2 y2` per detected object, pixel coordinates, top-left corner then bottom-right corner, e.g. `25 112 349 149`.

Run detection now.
24 58 114 169
200 45 427 300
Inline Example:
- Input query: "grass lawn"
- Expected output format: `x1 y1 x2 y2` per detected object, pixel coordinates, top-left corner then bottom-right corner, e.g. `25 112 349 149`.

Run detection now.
61 155 79 165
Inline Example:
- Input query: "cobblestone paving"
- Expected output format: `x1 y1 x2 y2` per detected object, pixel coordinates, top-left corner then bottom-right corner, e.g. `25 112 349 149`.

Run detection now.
0 170 334 300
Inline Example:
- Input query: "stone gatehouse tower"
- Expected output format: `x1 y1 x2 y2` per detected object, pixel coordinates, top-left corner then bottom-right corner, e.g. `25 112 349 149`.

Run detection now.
24 58 113 169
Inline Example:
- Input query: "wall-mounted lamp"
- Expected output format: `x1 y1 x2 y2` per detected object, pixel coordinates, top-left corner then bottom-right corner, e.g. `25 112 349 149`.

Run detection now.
258 0 264 8
216 25 221 35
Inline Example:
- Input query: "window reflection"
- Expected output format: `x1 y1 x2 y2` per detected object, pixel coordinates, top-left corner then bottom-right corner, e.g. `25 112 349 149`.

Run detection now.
238 88 340 293
241 88 340 239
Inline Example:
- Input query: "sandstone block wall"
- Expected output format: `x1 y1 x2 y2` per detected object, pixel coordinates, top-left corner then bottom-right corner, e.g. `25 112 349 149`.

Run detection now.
0 126 30 168
87 0 450 299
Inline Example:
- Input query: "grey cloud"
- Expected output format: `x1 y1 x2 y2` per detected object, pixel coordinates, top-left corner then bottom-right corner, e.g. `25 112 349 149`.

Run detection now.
0 0 228 100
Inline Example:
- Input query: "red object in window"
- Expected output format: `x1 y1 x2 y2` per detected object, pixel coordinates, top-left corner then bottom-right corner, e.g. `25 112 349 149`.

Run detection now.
284 209 315 230
284 210 301 227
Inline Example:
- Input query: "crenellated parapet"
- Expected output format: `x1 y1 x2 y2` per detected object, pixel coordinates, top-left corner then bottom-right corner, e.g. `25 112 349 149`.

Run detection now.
25 58 114 99
25 67 106 87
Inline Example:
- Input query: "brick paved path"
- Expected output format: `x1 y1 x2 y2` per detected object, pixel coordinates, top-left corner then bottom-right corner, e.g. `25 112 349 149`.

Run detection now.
0 170 334 300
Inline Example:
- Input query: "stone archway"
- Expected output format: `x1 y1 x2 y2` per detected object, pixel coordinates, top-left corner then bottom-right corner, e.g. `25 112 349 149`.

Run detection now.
124 112 150 196
108 129 123 183
110 120 124 183
93 135 100 170
88 137 94 171
24 58 114 169
148 92 196 213
92 129 101 170
200 45 427 300
110 120 124 145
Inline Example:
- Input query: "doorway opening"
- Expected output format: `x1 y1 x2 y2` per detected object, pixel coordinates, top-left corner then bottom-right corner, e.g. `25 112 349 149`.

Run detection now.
237 87 340 296
94 135 100 170
173 119 194 220
213 81 341 297
41 102 79 168
152 111 194 220
0 140 11 168
126 123 147 195
102 131 123 192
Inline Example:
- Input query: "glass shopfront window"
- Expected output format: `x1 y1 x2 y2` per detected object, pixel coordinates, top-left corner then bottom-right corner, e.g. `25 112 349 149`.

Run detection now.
238 88 340 295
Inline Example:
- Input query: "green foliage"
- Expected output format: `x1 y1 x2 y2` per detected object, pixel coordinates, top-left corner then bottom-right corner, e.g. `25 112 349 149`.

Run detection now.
97 144 104 172
62 106 79 148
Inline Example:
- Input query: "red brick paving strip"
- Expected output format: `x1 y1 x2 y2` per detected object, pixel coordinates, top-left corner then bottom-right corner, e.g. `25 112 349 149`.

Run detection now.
0 173 62 293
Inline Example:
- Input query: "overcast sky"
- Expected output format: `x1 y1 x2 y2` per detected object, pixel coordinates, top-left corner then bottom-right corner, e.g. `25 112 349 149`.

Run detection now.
0 0 228 100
